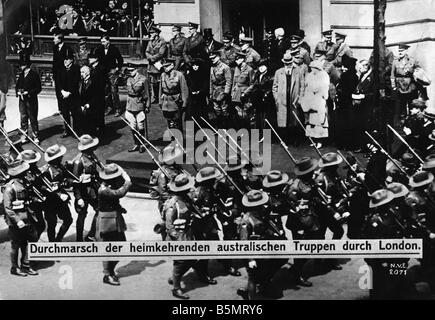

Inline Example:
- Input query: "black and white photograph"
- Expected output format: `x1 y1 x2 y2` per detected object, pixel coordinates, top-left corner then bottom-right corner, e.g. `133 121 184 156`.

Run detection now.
0 0 435 305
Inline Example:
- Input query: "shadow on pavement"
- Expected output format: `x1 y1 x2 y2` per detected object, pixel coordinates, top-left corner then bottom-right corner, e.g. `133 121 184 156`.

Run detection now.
0 227 10 243
98 118 124 147
115 260 166 278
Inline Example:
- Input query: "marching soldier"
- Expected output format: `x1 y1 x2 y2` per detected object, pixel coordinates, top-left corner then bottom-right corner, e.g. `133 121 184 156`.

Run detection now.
209 51 232 128
17 150 46 239
97 163 132 286
40 144 73 242
168 25 187 71
125 62 151 153
239 37 261 70
232 52 255 129
146 25 168 103
237 190 287 300
159 58 189 130
70 135 101 242
3 159 39 276
165 173 217 300
184 22 208 67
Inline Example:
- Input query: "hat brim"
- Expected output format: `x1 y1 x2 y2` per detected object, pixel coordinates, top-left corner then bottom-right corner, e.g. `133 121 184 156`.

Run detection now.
169 177 195 192
409 175 434 188
423 161 435 170
7 163 30 177
295 160 319 176
99 169 123 181
282 59 292 63
319 155 343 168
387 184 409 199
369 195 394 208
242 193 270 208
196 170 221 183
224 160 248 172
263 173 289 188
44 145 67 162
18 152 41 164
159 148 183 164
78 137 99 151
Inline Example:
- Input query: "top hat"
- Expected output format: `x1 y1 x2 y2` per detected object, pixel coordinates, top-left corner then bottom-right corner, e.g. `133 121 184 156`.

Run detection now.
159 144 183 164
242 189 269 208
99 163 123 181
78 134 99 151
322 29 333 36
18 149 41 164
409 171 434 188
282 52 293 63
196 166 221 183
203 28 214 39
188 22 199 29
335 32 347 39
172 25 182 32
423 154 435 170
295 157 319 176
44 144 67 162
7 159 30 177
429 130 435 142
263 170 289 188
319 152 343 168
409 99 427 110
309 60 324 71
369 189 394 208
297 29 305 38
224 155 248 172
386 182 409 199
169 173 195 192
398 43 410 50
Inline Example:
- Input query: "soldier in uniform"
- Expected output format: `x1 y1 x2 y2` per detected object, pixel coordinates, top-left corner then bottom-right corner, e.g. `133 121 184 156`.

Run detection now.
391 44 422 126
240 37 261 70
232 52 255 129
288 34 310 66
159 58 189 130
146 25 168 103
165 173 217 299
220 32 240 74
209 51 232 128
168 25 187 71
75 37 90 68
329 32 353 69
402 99 429 154
125 62 150 152
17 150 46 240
184 22 208 67
3 160 39 277
314 30 335 60
70 135 101 242
97 163 132 286
204 28 223 54
237 190 287 300
40 144 73 242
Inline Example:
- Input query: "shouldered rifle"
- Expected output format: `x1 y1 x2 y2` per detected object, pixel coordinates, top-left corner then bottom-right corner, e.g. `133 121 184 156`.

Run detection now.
192 117 226 162
167 128 198 172
58 114 80 140
135 134 170 180
122 116 160 153
387 124 424 165
291 110 323 158
0 127 20 155
265 118 297 163
349 151 386 188
337 150 370 194
365 131 410 178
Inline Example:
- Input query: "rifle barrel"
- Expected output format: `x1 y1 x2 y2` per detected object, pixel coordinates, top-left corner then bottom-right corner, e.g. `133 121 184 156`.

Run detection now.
58 114 80 140
265 119 297 164
291 110 323 158
387 124 424 164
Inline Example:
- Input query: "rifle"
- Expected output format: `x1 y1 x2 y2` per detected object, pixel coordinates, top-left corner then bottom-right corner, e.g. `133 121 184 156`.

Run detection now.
167 128 198 172
206 151 244 196
192 117 226 162
0 127 20 155
135 134 170 179
121 116 160 153
291 110 323 158
337 150 371 193
265 118 297 164
365 131 410 178
387 124 424 165
348 151 386 188
58 114 80 140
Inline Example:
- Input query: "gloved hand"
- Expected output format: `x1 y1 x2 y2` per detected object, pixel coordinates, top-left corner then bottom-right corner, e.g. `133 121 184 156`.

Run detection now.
248 260 257 269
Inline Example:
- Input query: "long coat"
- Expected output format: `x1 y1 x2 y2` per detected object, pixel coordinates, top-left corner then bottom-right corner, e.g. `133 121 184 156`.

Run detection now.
272 65 307 128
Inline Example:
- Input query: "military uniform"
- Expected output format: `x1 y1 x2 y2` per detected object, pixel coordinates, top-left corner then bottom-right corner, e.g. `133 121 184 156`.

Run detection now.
184 32 208 66
146 35 168 102
220 44 240 71
330 41 353 68
232 62 255 128
159 68 189 129
244 47 261 70
168 35 187 70
209 60 232 127
24 164 47 239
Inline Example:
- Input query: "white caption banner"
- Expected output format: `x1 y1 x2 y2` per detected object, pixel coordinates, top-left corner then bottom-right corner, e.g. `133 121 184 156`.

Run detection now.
28 239 423 261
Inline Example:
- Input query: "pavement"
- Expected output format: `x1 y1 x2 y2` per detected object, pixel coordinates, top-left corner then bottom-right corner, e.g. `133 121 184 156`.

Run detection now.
0 93 432 300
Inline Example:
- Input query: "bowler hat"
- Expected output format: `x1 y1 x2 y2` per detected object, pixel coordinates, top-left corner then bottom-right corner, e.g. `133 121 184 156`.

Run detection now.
369 189 394 208
319 152 343 168
387 182 409 199
282 52 292 64
44 144 67 162
263 170 289 188
297 29 306 38
196 166 221 183
224 155 247 172
78 134 99 151
423 154 435 170
18 149 41 164
295 157 319 176
242 190 269 208
342 55 357 68
169 173 195 192
159 144 183 164
7 159 30 177
409 171 434 188
223 31 234 42
99 163 123 181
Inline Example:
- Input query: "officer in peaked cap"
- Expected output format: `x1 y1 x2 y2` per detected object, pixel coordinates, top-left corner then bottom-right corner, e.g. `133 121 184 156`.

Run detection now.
169 24 187 70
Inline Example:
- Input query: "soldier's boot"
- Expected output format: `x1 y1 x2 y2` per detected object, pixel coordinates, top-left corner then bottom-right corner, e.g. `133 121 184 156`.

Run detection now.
128 130 140 152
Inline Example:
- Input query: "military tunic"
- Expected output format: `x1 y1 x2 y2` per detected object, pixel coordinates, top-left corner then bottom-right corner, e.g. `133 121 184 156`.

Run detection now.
244 47 261 69
220 44 240 70
168 35 187 70
125 73 150 135
210 61 232 119
184 33 208 65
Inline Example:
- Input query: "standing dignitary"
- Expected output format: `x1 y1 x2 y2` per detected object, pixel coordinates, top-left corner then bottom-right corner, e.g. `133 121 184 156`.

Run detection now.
168 25 187 71
146 25 168 103
184 22 208 67
297 29 311 56
288 35 311 66
220 31 240 72
52 33 73 112
97 164 132 286
204 28 224 54
89 53 107 137
58 49 81 138
262 29 279 72
209 51 233 128
315 30 335 60
330 32 353 69
3 160 39 277
94 35 124 117
15 61 42 144
78 66 98 136
275 28 291 61
125 63 150 152
185 58 209 121
159 58 189 130
240 37 261 70
272 51 307 145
